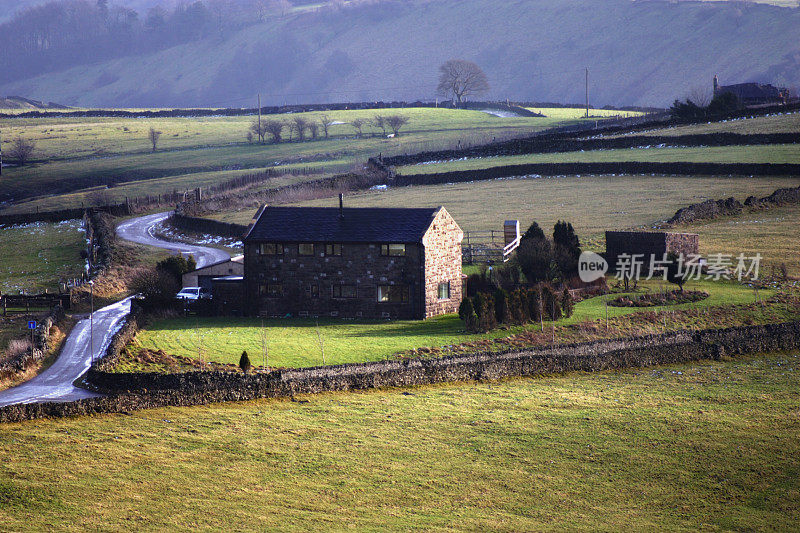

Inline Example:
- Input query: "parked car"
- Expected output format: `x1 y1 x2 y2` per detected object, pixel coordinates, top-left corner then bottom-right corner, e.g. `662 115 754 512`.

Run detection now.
175 287 209 301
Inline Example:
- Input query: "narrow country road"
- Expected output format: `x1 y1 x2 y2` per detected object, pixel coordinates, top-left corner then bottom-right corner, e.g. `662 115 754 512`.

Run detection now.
0 211 230 407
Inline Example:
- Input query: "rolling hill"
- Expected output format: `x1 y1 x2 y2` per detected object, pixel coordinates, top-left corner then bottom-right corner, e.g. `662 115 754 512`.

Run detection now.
1 0 799 108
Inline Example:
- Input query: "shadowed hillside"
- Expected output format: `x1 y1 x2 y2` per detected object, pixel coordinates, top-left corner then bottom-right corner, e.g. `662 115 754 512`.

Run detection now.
1 0 799 107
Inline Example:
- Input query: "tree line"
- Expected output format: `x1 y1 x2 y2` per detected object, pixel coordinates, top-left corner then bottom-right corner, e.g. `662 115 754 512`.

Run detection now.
248 113 409 144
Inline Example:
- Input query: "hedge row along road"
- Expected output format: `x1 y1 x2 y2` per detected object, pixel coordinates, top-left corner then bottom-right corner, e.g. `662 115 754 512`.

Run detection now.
0 212 230 407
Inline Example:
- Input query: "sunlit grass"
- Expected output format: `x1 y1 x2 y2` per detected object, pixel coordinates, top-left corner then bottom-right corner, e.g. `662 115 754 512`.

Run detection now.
0 351 798 530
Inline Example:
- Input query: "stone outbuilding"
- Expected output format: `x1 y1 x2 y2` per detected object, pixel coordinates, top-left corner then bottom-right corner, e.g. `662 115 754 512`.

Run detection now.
241 202 463 319
605 230 699 270
182 255 244 290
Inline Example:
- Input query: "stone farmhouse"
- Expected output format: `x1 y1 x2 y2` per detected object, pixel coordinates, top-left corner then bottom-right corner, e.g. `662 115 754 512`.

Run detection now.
713 75 787 106
240 200 463 319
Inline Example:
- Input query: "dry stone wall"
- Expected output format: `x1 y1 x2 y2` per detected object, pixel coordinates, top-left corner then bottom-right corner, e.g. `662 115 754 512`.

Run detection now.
2 319 799 423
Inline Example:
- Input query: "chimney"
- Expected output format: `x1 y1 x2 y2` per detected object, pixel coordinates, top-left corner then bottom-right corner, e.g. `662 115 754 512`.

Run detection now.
339 193 344 219
713 74 719 95
504 220 520 247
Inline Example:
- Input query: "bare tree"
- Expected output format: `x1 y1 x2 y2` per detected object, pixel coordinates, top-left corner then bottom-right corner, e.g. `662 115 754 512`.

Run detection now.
372 115 387 136
8 136 36 166
292 116 309 141
350 118 365 138
264 120 284 143
386 115 409 137
250 120 267 143
436 59 490 105
687 86 712 107
319 115 335 138
307 122 319 140
148 127 161 152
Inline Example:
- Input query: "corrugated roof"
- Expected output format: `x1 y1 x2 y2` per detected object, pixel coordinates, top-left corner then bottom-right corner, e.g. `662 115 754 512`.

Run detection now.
244 206 442 243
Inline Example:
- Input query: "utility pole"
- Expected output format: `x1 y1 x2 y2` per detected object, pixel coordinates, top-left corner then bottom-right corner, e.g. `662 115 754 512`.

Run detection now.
257 93 262 143
584 67 589 118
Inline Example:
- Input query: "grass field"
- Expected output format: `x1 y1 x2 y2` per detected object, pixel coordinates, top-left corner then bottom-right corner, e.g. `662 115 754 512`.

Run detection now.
675 204 800 277
132 279 768 369
0 107 599 210
1 350 798 530
527 107 645 119
264 175 800 244
0 220 86 293
396 144 800 176
606 111 800 137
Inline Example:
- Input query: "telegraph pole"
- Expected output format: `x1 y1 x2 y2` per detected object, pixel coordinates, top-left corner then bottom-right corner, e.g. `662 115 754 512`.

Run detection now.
257 93 262 143
585 67 589 119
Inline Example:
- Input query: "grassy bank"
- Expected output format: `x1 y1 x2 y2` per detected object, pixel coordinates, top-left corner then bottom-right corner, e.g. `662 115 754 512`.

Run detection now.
130 279 773 370
1 350 798 530
674 204 800 277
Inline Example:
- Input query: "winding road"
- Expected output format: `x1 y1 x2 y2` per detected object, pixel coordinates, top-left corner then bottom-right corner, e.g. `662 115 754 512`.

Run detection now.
0 212 230 407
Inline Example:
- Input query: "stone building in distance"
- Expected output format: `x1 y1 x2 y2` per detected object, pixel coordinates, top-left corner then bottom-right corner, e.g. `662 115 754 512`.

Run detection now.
241 199 463 319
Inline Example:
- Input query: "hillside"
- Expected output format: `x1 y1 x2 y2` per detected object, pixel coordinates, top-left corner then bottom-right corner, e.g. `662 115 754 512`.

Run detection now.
1 0 799 108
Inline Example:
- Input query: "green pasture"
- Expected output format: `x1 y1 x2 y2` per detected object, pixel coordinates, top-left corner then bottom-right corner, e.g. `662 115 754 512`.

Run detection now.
0 219 86 294
133 279 767 369
1 350 798 530
527 107 645 119
0 107 594 209
397 144 800 176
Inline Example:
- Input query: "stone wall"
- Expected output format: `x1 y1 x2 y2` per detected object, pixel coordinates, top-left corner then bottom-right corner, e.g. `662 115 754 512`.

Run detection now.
422 208 464 317
243 240 426 319
2 320 798 424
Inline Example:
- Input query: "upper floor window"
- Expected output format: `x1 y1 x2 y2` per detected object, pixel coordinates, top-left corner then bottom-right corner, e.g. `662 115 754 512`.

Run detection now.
325 243 343 256
298 243 315 256
437 281 451 300
258 243 282 255
381 243 406 257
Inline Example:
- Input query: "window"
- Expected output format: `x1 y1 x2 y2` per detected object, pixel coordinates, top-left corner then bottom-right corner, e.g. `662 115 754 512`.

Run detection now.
298 243 314 256
381 243 406 257
332 285 357 299
306 284 319 298
437 281 451 300
260 284 282 297
325 243 342 256
258 243 282 255
377 285 409 303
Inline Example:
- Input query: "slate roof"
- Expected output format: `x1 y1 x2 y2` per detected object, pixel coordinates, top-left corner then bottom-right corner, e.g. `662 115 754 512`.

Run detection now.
717 83 782 101
244 206 442 243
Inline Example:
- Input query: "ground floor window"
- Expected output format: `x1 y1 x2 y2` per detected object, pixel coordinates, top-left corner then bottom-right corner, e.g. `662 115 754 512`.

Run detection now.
437 281 451 300
325 243 342 256
298 243 315 256
332 284 357 298
378 285 409 303
306 284 319 298
259 283 283 297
